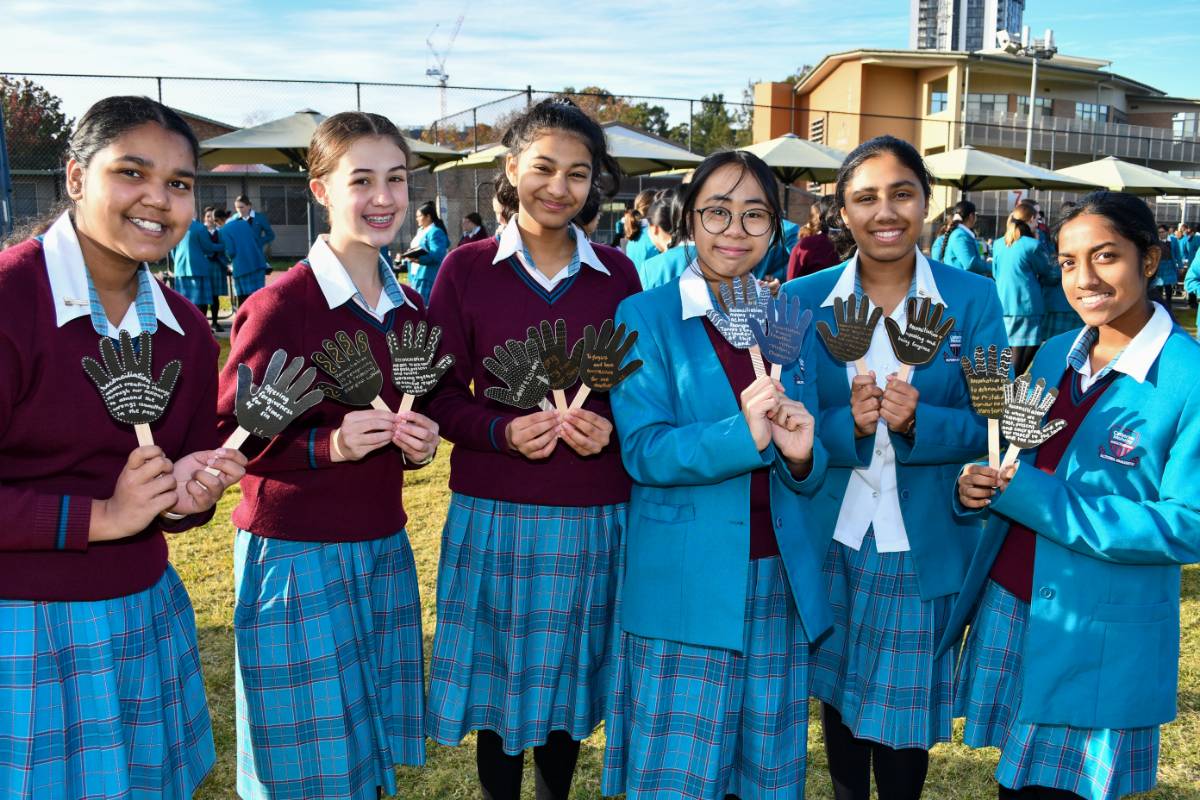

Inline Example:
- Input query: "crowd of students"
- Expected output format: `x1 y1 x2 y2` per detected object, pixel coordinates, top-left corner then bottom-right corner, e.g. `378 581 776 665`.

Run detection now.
1 93 1198 800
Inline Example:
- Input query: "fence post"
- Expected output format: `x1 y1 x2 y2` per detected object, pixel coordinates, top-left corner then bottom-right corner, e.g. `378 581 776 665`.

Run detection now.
688 99 695 153
0 103 12 240
156 77 163 104
355 82 361 111
526 85 533 107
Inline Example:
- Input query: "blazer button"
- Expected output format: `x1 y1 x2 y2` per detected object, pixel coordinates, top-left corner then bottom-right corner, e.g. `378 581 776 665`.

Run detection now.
900 490 911 500
1039 587 1055 600
775 517 784 528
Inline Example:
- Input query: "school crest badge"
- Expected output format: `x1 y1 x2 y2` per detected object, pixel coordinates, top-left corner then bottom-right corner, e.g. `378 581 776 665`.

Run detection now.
943 331 963 363
1099 426 1140 467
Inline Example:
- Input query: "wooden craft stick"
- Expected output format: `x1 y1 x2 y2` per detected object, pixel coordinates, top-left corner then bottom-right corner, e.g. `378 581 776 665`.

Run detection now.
204 427 252 477
770 362 783 382
569 385 592 410
135 423 154 448
749 346 766 379
552 389 568 413
854 358 869 376
370 395 391 412
897 363 913 382
398 394 415 414
988 419 1001 472
1001 443 1021 471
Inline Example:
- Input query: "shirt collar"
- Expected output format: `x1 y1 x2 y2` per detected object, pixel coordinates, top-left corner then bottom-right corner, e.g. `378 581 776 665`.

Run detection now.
306 235 416 313
820 248 944 309
42 211 183 335
1066 302 1173 384
678 260 715 320
491 215 609 275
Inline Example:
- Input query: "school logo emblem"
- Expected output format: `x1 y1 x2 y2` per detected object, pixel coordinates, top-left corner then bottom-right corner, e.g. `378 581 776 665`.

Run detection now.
793 358 807 385
1099 427 1140 467
943 331 963 363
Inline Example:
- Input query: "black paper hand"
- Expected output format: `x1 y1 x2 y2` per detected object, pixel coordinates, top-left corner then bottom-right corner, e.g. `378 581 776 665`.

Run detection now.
82 330 182 431
749 293 813 370
815 294 882 371
883 297 956 370
570 319 642 408
1000 373 1067 468
236 348 325 438
386 320 456 398
312 330 385 407
960 344 1013 419
705 275 770 349
528 318 584 392
483 337 552 409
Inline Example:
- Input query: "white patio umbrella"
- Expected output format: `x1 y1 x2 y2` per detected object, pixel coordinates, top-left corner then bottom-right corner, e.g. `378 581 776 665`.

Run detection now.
1054 156 1200 197
738 132 847 185
924 146 1101 193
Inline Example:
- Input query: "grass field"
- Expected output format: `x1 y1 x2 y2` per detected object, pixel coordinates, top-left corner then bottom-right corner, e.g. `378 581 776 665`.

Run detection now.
174 309 1200 799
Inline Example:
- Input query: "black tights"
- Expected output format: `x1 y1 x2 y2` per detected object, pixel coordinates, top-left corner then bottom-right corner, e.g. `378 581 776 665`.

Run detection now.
195 303 221 326
999 785 1084 799
821 703 930 800
476 728 581 800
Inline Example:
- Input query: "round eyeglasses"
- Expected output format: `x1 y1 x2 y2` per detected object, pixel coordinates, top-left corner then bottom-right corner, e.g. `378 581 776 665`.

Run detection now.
695 206 775 237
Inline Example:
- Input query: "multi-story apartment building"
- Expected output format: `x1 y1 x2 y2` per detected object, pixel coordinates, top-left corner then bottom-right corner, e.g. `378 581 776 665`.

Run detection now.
911 0 1026 52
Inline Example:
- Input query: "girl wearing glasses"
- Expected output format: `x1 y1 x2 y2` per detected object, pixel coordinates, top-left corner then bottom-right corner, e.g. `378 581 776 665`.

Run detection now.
602 150 830 800
783 136 1007 800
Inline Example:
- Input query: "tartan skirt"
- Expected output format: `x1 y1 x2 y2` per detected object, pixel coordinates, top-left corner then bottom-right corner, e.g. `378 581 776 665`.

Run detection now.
233 529 425 800
0 566 214 800
425 493 624 754
232 270 265 297
954 580 1160 800
810 530 955 750
601 556 811 800
174 275 213 306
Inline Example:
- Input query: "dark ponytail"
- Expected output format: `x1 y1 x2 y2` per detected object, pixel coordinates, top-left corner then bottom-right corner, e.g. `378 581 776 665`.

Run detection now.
832 135 932 260
419 200 448 235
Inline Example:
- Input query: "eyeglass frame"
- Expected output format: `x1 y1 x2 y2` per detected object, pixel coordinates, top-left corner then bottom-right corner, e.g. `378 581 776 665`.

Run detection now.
693 206 777 237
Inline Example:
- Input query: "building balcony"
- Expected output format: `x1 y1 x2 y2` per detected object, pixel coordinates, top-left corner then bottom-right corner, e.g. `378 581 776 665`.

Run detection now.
962 110 1200 169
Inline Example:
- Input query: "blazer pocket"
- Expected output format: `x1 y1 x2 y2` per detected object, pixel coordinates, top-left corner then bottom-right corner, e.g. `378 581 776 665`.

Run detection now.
638 499 696 524
1093 599 1174 624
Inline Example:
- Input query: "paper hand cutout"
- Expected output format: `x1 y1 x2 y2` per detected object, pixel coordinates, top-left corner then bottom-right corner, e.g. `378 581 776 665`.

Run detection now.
528 319 583 391
1001 373 1066 450
816 294 882 367
960 345 1013 419
579 319 642 392
705 275 770 349
483 337 552 409
749 293 813 368
312 330 384 407
386 320 455 397
884 297 956 367
82 330 181 426
236 348 325 438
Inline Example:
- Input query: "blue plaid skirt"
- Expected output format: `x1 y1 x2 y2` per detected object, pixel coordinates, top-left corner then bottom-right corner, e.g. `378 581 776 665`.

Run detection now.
0 566 213 800
810 530 955 750
174 275 214 306
233 270 265 297
601 556 811 800
425 493 624 754
234 529 425 800
955 580 1160 800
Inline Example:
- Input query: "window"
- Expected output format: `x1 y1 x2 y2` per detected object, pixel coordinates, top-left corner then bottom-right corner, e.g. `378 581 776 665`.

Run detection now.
928 77 949 114
12 182 40 221
258 184 309 226
1075 102 1110 122
195 183 227 215
810 118 825 145
966 93 1008 120
1172 111 1199 140
1015 95 1052 120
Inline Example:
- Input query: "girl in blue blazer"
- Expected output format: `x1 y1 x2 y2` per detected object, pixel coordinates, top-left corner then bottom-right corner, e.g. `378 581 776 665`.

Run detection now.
403 200 449 303
170 216 224 317
933 200 990 276
951 191 1200 800
992 203 1055 375
221 212 269 305
785 136 1008 800
602 150 831 800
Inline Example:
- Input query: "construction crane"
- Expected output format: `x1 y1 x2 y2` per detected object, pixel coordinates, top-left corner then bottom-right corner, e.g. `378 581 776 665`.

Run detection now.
426 13 465 124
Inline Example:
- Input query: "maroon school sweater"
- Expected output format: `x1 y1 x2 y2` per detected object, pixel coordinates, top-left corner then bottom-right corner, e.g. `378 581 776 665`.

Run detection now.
0 238 219 601
701 319 779 559
989 369 1117 601
424 237 640 506
218 262 426 541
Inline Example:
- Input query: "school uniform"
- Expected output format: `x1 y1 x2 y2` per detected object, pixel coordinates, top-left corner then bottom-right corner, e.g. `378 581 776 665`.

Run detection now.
241 208 276 250
600 265 832 800
787 231 839 281
785 251 1007 754
1184 256 1200 299
219 236 428 800
407 223 449 303
0 212 219 799
639 242 693 291
941 304 1200 799
222 216 270 298
205 224 229 297
423 220 640 755
456 225 489 249
1152 238 1177 295
753 218 800 282
931 233 946 262
171 219 224 307
942 225 990 275
627 230 662 282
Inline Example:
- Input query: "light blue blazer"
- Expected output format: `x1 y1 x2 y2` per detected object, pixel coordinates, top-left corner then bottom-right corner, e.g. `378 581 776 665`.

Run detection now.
172 220 223 278
409 225 449 288
221 217 269 278
783 257 1008 601
627 231 662 279
611 279 833 652
753 219 799 282
942 226 989 276
638 244 692 291
247 211 275 248
939 327 1200 729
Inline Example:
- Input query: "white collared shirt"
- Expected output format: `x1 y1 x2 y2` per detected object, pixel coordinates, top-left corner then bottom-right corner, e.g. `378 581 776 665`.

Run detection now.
492 214 609 291
1069 302 1174 391
677 260 713 319
306 235 416 320
823 248 946 553
42 211 183 337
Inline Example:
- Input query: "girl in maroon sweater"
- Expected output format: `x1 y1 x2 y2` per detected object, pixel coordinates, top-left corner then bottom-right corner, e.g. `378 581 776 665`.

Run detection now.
218 113 441 800
0 97 246 799
424 98 640 800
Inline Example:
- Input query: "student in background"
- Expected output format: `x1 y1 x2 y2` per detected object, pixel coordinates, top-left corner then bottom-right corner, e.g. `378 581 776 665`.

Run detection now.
949 191 1200 800
933 199 990 275
171 205 225 328
221 205 271 306
993 203 1054 375
753 213 800 286
1153 224 1177 302
233 193 276 255
623 189 659 268
788 194 840 280
457 211 490 249
202 206 229 331
1041 201 1084 338
631 188 678 286
403 200 449 303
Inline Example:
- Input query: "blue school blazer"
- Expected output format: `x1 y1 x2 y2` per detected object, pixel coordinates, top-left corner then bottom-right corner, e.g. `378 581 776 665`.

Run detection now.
753 219 800 283
172 220 223 279
221 217 269 278
638 244 692 291
942 226 989 275
409 225 449 286
783 259 1008 601
610 281 833 653
939 328 1200 730
248 212 275 247
991 235 1052 320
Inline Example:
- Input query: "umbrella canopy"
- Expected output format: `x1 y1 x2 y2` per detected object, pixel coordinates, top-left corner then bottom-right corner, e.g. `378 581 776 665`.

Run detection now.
199 109 461 170
924 146 1101 192
1054 156 1200 197
738 133 847 185
433 122 704 177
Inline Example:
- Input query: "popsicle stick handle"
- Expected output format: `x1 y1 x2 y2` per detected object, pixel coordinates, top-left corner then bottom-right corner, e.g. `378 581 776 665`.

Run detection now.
569 385 592 410
370 395 391 412
205 426 251 476
897 363 913 382
552 389 568 414
134 423 154 448
749 346 766 379
854 358 869 376
398 394 415 413
987 419 1001 472
770 362 783 382
1000 443 1021 471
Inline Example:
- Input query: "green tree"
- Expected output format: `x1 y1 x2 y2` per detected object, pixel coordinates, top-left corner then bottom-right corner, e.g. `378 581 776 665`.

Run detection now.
687 93 749 154
1 77 74 170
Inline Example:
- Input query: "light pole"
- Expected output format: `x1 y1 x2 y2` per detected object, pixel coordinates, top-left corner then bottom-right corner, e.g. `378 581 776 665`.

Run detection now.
999 26 1057 164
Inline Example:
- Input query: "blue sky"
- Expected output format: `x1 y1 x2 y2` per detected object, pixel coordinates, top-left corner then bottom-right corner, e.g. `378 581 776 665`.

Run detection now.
4 0 1198 128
